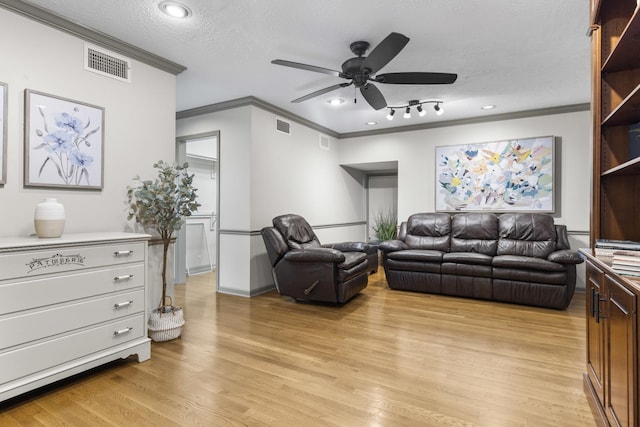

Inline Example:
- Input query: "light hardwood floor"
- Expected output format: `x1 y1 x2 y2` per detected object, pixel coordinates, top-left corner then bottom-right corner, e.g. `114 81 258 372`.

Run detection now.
0 269 596 426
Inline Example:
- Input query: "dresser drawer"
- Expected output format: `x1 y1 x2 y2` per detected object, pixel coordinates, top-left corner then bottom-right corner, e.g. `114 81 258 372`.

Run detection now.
0 315 145 385
0 242 145 281
0 289 144 349
0 264 145 314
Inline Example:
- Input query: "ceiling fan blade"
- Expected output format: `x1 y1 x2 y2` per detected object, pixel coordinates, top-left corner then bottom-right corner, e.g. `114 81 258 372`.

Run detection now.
271 59 341 77
360 83 387 110
361 32 409 74
292 82 352 103
375 72 458 85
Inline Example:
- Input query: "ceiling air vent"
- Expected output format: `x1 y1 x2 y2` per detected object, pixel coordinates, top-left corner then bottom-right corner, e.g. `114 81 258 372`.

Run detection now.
319 134 330 151
276 118 291 135
84 44 131 82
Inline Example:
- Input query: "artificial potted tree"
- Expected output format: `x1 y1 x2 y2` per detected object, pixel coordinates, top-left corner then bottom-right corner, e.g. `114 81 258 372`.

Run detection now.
127 160 200 341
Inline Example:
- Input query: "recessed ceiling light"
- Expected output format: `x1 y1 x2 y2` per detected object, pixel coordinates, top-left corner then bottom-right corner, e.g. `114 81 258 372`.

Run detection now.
481 105 496 110
159 1 192 19
365 121 377 126
327 98 345 106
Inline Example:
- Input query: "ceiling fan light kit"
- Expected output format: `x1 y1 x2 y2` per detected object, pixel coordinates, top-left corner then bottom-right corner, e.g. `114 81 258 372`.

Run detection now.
272 32 457 112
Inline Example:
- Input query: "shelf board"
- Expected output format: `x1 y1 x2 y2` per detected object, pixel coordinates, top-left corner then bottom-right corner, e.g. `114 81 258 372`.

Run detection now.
602 6 640 72
602 155 640 176
602 83 640 126
186 153 216 162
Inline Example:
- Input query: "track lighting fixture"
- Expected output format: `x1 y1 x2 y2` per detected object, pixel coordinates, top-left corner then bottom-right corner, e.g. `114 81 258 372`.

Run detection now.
386 109 395 120
385 100 445 120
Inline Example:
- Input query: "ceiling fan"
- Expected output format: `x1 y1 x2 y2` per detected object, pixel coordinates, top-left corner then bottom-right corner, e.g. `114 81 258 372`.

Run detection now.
271 32 457 111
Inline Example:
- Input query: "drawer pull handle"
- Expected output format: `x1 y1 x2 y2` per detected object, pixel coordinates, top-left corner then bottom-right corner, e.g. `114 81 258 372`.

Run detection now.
114 274 134 282
114 327 133 336
114 300 133 310
114 250 134 257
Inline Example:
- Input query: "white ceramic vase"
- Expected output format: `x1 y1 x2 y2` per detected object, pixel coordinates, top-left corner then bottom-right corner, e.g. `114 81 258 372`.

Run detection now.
34 198 65 238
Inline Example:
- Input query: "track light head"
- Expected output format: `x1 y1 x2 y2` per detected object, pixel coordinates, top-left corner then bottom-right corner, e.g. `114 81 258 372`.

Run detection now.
404 106 411 119
417 104 426 117
386 109 395 120
434 103 444 116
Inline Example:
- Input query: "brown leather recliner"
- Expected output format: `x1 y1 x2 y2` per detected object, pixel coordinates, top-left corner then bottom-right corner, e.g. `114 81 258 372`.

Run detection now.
261 214 369 303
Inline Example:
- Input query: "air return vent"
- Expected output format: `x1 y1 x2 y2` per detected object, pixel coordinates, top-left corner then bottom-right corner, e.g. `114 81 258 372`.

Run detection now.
276 118 291 135
319 134 330 151
84 44 131 82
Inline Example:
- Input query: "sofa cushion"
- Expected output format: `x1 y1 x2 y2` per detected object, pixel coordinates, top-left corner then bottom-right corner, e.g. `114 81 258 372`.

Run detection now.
497 213 556 258
450 213 498 255
492 255 566 272
404 213 451 251
442 252 493 266
387 249 444 263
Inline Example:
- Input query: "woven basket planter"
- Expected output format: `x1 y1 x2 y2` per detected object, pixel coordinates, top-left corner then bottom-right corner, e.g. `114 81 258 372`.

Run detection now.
148 304 185 342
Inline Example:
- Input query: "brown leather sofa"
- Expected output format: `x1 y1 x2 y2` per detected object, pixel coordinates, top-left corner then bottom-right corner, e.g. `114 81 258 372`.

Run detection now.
261 214 370 303
379 212 583 309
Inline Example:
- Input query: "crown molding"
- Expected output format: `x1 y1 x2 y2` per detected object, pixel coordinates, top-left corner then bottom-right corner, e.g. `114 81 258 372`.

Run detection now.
339 103 591 139
176 96 341 139
178 100 591 140
0 0 186 75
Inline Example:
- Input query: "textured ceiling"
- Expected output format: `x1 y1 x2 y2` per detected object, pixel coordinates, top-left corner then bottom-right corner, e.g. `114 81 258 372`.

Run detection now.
20 0 591 135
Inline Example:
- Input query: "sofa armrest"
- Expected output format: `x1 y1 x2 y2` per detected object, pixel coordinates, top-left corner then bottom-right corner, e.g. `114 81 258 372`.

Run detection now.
379 240 409 253
322 241 370 253
283 248 345 263
548 249 584 265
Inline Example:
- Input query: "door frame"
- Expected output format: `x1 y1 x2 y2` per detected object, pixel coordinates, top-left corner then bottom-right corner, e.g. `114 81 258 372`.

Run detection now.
175 130 220 287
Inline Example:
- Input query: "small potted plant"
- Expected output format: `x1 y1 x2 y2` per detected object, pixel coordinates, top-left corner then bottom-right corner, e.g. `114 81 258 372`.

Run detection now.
372 208 398 242
127 160 200 341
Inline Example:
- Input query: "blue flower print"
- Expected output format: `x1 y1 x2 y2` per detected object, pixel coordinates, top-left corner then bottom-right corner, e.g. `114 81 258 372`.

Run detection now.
33 101 100 186
69 150 94 167
43 130 74 153
55 112 84 134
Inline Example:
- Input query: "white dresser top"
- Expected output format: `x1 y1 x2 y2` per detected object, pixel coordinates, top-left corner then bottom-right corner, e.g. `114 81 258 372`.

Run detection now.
0 232 151 252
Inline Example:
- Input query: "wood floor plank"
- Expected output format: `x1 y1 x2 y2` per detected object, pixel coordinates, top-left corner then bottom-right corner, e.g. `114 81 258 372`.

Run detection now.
0 269 596 426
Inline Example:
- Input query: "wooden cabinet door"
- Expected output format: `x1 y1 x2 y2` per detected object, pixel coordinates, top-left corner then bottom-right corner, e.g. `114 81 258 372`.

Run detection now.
606 274 637 427
586 261 606 406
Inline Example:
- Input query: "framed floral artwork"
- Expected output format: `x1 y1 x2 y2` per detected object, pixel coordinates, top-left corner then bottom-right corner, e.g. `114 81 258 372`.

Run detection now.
24 89 104 189
435 136 555 212
0 82 7 185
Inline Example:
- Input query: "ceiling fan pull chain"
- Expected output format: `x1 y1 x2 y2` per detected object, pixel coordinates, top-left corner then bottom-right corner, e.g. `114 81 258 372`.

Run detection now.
354 85 357 104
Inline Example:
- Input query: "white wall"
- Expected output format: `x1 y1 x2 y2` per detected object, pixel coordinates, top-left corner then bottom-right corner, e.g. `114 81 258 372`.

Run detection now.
249 108 366 231
0 8 176 237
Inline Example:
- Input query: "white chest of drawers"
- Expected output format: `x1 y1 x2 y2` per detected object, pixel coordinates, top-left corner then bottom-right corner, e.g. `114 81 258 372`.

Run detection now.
0 232 151 402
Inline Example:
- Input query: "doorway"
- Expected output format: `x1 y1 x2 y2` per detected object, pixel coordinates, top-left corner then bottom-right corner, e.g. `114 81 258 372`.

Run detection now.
175 131 220 286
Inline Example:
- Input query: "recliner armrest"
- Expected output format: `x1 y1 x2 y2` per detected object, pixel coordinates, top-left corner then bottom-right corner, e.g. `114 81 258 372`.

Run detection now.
547 249 584 265
323 241 370 253
283 248 345 263
379 240 409 252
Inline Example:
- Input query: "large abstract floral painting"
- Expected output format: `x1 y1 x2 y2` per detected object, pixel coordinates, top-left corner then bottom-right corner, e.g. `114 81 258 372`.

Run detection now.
24 90 104 189
435 136 555 212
